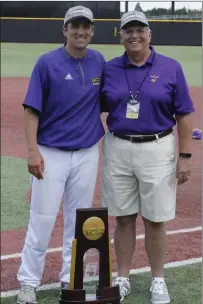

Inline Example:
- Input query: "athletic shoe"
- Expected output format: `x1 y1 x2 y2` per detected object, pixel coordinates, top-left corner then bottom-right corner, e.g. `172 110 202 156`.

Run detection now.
112 277 131 302
60 282 70 297
61 282 70 290
17 285 37 304
150 278 171 304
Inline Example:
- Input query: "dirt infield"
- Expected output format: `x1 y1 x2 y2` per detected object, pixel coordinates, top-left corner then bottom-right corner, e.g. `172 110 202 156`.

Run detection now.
1 78 202 292
1 78 202 158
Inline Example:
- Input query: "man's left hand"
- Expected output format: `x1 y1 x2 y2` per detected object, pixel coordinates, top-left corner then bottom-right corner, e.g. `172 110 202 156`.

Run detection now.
176 157 191 185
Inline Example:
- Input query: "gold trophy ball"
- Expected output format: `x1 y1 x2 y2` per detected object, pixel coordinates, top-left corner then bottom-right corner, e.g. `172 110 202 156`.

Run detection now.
82 217 105 241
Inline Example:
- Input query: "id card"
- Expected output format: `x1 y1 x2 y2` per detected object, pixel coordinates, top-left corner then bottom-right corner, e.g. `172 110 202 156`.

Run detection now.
126 99 140 119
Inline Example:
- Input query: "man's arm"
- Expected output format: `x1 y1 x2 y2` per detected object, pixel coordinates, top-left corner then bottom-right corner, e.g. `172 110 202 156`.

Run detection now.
173 63 195 184
173 63 195 155
23 57 48 179
23 56 48 152
24 106 44 180
24 106 40 154
176 113 193 154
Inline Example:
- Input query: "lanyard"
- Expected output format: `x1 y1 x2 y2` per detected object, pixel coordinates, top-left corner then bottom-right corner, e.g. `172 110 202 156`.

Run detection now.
124 62 154 100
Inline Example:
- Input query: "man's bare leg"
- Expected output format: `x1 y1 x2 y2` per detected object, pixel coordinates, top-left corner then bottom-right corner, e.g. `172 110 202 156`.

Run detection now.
114 214 137 277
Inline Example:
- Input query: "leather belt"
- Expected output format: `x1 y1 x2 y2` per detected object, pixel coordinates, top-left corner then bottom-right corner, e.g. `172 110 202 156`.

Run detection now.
112 128 173 143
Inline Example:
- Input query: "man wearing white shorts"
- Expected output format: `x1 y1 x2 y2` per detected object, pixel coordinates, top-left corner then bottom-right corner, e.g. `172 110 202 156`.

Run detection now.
100 11 195 304
17 6 105 304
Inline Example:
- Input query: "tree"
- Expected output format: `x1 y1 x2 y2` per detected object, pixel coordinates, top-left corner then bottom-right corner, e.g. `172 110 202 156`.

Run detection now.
134 2 143 12
175 7 188 15
145 8 170 16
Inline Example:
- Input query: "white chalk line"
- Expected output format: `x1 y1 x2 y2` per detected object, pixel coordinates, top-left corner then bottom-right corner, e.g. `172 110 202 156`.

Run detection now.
1 226 202 261
1 257 202 298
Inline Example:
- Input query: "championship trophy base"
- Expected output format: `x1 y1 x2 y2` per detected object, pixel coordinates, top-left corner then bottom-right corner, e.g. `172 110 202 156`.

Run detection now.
61 207 121 303
60 285 121 304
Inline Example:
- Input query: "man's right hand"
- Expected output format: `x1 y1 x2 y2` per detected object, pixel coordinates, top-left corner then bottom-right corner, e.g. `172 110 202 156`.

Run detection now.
27 150 44 180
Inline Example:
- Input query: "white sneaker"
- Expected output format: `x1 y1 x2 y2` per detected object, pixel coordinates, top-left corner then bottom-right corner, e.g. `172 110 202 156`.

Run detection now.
150 278 170 304
60 282 69 296
17 285 37 304
112 277 131 302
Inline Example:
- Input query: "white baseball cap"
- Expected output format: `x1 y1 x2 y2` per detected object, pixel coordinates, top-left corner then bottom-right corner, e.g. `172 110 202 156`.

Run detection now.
120 10 149 29
64 6 94 25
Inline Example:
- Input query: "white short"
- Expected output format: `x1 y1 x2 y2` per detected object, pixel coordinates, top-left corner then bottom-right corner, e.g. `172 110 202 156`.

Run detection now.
101 131 177 222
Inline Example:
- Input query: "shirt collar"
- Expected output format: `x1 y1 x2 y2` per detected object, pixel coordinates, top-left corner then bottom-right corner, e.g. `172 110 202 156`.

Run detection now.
122 45 156 67
61 44 92 61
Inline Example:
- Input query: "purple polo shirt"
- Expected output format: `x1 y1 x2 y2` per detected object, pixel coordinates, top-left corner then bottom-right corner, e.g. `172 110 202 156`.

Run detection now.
23 46 105 150
101 46 195 135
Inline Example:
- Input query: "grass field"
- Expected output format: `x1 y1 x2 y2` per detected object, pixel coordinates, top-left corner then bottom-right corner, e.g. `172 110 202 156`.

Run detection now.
1 43 202 303
1 264 202 304
1 43 202 86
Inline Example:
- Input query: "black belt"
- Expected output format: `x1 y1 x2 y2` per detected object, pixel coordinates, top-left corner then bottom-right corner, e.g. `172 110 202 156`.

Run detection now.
112 128 173 143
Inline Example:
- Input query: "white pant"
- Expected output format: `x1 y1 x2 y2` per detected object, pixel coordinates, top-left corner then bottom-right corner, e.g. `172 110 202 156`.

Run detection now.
17 143 99 287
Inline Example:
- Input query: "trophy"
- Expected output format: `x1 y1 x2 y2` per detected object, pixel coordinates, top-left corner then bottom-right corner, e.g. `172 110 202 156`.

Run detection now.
59 207 121 304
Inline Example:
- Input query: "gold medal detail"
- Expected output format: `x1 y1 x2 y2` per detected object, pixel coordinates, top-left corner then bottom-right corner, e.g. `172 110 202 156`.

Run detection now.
82 216 105 241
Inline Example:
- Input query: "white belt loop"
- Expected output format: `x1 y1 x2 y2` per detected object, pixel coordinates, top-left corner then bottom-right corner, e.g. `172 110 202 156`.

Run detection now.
155 133 159 142
111 132 116 140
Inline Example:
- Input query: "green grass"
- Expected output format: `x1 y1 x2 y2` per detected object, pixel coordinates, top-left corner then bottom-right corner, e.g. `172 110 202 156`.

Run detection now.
1 43 202 86
1 263 202 304
1 156 30 231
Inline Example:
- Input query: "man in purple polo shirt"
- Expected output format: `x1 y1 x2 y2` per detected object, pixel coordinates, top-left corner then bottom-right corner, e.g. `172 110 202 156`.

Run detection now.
101 11 194 304
17 6 105 304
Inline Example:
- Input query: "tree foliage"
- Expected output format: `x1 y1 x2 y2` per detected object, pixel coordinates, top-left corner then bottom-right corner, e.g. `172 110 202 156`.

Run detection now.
133 2 202 16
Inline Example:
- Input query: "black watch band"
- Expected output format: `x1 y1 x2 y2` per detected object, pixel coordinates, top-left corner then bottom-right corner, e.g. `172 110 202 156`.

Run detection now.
179 153 192 158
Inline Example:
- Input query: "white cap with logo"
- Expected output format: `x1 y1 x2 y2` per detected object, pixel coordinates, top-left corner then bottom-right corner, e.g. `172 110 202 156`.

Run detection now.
120 10 149 29
64 6 94 25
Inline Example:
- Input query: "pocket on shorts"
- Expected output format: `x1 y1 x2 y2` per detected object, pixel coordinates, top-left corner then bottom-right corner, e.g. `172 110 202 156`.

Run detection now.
152 133 177 162
102 132 117 161
102 132 132 165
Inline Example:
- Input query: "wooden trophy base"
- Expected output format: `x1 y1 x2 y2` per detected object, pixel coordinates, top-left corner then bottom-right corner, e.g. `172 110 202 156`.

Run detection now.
59 285 121 304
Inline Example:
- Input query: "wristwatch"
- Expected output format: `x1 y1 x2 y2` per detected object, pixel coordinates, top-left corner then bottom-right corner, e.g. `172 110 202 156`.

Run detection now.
179 153 192 158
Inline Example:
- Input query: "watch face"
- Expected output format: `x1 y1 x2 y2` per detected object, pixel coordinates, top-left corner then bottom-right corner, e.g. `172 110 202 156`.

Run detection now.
179 153 192 158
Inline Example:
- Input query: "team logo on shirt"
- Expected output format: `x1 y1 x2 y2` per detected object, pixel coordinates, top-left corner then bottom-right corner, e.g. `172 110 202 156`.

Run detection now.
92 77 100 85
65 73 73 80
150 74 159 83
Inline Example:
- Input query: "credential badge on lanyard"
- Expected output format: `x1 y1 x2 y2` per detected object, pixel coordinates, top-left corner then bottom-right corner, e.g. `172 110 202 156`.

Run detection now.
126 91 140 119
124 58 154 119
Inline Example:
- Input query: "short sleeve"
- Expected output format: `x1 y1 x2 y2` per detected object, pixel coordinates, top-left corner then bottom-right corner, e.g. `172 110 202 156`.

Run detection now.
23 56 48 112
173 63 195 115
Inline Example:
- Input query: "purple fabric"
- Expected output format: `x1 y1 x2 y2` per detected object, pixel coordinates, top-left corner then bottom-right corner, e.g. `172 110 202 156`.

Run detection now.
101 46 195 135
23 46 105 150
192 128 202 140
